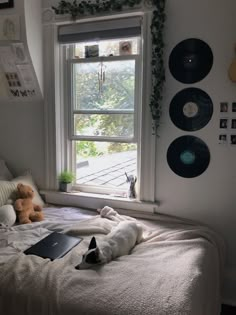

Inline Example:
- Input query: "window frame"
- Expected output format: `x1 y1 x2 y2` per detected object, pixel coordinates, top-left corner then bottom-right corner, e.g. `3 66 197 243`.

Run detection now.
64 36 142 196
43 11 157 207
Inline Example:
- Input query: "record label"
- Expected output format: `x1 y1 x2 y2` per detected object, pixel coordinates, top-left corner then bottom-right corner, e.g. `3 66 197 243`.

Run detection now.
183 102 198 118
169 88 213 131
169 38 213 84
167 136 210 178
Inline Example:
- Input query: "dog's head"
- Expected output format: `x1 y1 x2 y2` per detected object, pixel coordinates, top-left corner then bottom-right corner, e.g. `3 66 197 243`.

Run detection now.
75 236 101 270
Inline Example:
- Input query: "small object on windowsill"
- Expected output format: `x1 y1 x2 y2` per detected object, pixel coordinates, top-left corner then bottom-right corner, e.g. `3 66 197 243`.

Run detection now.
125 172 137 199
85 45 99 58
58 171 75 193
119 41 132 56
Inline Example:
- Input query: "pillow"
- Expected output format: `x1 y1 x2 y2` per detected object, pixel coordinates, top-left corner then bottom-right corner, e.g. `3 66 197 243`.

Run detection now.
0 204 16 227
12 172 45 207
0 181 17 207
0 160 13 180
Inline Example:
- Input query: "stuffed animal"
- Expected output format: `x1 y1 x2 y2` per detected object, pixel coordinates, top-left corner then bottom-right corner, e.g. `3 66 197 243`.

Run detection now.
0 204 16 227
14 183 44 224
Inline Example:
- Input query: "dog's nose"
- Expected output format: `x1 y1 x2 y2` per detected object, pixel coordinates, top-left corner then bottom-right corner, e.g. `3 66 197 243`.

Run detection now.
75 265 80 270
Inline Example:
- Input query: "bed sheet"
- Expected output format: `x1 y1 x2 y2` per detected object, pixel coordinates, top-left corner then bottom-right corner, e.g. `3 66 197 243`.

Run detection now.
0 206 96 264
0 206 225 315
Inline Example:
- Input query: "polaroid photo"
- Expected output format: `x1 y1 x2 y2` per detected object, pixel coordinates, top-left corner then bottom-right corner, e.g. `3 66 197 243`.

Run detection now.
219 134 227 145
220 102 228 113
231 119 236 129
219 118 228 129
232 102 236 113
230 134 236 145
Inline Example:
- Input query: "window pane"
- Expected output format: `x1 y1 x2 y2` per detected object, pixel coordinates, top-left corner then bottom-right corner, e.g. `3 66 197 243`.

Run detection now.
74 60 135 111
75 141 137 189
75 38 139 58
74 113 134 137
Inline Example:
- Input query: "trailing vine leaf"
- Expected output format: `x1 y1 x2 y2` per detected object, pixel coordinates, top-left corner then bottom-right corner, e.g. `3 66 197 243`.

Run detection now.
52 0 166 136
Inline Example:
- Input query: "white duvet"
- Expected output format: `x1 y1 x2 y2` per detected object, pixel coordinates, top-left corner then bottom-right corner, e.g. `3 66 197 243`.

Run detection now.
0 206 224 315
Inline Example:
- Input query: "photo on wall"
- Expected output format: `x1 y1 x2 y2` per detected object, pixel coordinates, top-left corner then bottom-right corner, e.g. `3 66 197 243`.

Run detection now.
230 135 236 145
232 102 236 113
220 102 228 113
219 134 227 145
231 119 236 129
219 118 228 129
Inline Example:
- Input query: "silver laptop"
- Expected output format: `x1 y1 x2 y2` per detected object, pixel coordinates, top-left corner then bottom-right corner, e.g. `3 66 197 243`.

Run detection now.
24 231 82 260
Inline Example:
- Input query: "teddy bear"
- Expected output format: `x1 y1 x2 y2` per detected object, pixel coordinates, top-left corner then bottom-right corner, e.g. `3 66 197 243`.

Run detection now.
14 183 44 224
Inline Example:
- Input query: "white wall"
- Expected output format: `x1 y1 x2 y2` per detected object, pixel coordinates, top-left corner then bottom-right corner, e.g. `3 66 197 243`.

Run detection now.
41 0 235 304
0 0 45 187
156 0 236 304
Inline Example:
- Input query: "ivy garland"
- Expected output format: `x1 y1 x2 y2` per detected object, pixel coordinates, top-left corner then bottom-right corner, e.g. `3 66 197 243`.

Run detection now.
52 0 166 135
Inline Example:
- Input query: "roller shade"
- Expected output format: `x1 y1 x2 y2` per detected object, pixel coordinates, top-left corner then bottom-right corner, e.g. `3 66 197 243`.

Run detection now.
58 16 142 44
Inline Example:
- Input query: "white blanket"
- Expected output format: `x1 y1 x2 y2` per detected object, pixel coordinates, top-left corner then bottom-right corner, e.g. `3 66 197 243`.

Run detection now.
0 206 224 315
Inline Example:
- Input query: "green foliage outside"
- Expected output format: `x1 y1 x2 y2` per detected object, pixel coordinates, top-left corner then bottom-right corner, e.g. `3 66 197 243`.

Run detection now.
74 58 136 158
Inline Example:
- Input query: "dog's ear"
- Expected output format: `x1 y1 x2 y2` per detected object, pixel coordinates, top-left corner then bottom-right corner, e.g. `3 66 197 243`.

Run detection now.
88 236 97 250
85 247 100 264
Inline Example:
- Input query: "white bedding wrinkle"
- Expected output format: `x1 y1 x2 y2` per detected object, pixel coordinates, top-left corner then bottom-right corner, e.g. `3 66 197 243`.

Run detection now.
0 206 224 315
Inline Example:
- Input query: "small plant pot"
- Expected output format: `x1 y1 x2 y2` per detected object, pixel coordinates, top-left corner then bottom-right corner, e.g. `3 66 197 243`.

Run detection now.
59 182 72 192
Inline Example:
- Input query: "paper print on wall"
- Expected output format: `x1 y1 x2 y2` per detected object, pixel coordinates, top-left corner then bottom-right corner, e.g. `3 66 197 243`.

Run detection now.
5 72 21 88
12 43 28 64
9 88 36 98
16 64 36 90
0 46 17 73
0 15 20 40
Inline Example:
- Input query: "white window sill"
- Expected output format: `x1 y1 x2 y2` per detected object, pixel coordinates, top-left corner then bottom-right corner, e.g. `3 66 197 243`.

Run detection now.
40 190 159 218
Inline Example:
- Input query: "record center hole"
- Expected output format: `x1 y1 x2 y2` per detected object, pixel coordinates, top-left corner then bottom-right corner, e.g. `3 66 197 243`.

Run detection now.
183 102 199 118
180 150 196 165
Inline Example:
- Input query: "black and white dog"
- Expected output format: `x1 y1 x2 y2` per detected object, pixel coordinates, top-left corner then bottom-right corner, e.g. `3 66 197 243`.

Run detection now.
75 221 143 270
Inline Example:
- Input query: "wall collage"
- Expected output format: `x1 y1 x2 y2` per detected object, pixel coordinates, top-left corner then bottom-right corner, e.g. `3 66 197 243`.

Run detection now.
219 102 236 145
0 13 38 100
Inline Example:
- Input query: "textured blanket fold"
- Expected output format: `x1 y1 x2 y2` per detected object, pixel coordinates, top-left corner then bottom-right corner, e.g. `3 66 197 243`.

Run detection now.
0 206 224 315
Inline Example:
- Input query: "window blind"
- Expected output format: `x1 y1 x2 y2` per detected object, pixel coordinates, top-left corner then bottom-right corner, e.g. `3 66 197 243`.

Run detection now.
58 16 142 44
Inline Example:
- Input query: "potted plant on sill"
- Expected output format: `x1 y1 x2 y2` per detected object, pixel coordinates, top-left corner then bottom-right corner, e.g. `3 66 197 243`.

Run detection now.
58 171 75 192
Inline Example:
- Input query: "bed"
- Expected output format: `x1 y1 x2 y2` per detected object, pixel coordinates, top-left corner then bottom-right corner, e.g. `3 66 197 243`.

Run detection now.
0 205 224 315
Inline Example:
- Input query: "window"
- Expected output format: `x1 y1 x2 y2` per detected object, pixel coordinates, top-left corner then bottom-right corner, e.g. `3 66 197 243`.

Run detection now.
43 12 156 206
60 16 143 197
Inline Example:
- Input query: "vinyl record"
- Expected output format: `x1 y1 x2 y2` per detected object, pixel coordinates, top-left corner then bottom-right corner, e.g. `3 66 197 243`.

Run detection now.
169 38 213 83
169 88 213 131
167 136 210 178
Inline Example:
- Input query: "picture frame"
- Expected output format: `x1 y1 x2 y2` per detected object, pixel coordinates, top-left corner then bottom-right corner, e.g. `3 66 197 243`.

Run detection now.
119 41 132 55
0 0 14 9
85 45 99 58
